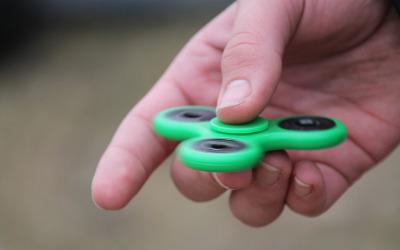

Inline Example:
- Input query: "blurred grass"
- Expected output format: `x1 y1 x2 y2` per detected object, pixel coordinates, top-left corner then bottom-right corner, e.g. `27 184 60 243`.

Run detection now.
0 17 399 250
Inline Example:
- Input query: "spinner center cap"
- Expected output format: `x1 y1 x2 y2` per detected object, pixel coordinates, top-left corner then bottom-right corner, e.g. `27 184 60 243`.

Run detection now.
210 117 268 134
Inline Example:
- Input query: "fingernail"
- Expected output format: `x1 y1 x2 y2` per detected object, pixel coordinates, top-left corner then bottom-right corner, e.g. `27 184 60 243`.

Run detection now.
217 80 251 109
294 177 312 197
261 163 280 186
212 173 235 190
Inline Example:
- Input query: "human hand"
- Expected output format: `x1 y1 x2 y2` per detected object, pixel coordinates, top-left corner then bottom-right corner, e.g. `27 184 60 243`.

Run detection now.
92 0 400 226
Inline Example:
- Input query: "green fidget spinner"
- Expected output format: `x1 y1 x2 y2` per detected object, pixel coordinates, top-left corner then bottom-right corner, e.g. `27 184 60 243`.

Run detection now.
153 106 347 172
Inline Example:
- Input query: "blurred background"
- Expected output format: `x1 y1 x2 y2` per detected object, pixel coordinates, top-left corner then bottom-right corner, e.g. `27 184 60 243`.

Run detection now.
1 1 400 250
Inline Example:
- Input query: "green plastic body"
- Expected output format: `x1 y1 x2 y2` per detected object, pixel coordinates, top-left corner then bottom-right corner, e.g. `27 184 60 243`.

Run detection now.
153 106 347 172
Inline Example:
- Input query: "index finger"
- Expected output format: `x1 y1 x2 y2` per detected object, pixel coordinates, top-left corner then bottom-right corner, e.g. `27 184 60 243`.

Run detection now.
91 5 235 210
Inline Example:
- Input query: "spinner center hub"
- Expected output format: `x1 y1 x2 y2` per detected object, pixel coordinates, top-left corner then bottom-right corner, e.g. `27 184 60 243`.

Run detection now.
210 117 269 135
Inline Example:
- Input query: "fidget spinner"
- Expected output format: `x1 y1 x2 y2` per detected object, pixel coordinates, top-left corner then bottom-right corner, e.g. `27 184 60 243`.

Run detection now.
153 106 347 172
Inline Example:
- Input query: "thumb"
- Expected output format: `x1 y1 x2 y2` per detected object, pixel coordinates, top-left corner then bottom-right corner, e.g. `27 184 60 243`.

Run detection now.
217 0 304 123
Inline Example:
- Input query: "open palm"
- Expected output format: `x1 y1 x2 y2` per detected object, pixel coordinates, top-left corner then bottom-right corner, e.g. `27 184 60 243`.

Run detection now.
92 0 400 226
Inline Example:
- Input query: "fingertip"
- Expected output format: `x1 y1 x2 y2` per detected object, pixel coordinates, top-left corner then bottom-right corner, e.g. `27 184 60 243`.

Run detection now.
91 169 138 210
287 161 327 216
216 103 261 124
212 170 253 190
256 150 292 187
216 78 279 124
293 161 322 192
262 151 292 175
170 158 225 202
216 79 258 123
91 157 147 210
91 180 128 211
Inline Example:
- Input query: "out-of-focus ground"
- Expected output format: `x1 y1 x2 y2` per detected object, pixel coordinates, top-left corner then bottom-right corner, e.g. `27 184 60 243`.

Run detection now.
0 13 400 250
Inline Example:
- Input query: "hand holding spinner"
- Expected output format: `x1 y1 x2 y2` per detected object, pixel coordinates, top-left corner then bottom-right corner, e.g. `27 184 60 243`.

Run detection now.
153 106 347 172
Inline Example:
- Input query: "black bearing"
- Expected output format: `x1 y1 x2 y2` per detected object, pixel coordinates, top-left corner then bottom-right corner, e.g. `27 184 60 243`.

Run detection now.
193 139 246 153
279 116 335 131
167 108 215 122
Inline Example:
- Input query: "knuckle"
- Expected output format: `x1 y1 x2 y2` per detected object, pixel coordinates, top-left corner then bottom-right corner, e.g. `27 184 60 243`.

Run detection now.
227 31 264 51
222 31 264 72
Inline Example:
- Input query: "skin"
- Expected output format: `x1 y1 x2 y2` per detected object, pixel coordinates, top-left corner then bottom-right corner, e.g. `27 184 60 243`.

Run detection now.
92 0 400 227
